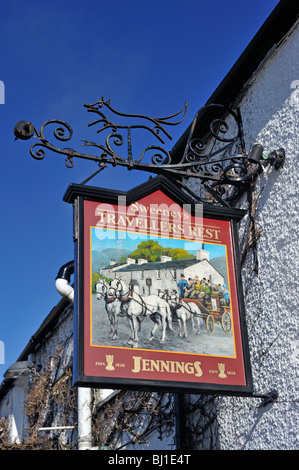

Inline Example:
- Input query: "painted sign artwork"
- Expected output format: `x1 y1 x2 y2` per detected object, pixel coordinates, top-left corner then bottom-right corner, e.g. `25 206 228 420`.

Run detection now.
92 234 232 356
75 182 252 394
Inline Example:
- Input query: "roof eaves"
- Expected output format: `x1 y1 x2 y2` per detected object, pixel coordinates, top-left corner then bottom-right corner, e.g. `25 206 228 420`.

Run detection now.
115 258 200 272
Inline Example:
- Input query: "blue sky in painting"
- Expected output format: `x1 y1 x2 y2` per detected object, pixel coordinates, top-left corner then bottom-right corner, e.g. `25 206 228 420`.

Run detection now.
91 227 226 259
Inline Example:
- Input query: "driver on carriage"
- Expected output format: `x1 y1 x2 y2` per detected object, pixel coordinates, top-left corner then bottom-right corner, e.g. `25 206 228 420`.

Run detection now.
177 274 188 299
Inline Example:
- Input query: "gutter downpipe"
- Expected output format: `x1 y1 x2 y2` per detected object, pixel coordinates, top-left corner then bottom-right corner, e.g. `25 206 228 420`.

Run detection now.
55 261 75 303
78 387 93 450
55 262 93 450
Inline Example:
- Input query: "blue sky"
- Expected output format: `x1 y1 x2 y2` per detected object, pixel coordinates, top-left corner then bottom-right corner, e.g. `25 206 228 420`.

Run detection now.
0 0 279 379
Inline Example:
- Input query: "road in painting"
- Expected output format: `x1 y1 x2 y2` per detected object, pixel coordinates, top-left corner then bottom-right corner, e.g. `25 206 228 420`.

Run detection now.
92 294 235 357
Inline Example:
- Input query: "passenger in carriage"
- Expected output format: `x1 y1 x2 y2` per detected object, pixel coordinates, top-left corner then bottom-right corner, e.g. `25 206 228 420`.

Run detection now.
222 284 230 306
198 278 211 305
188 276 201 299
188 277 210 305
184 278 194 298
207 280 213 295
200 278 210 295
214 284 227 310
216 283 224 295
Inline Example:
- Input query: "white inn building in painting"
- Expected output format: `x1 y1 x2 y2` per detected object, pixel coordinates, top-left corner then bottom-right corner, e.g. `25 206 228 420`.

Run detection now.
100 248 225 297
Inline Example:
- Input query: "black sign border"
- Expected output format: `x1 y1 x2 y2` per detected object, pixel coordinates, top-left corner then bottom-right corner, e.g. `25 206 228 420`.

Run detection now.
64 175 253 396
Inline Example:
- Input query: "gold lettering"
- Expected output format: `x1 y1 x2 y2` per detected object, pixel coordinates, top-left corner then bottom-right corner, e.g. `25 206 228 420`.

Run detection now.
96 212 106 224
150 360 160 373
185 363 194 374
107 213 115 225
130 202 139 213
194 361 203 377
188 226 196 237
132 356 141 373
126 216 135 227
214 229 221 240
150 220 159 231
177 224 184 234
175 362 185 374
138 204 149 213
131 357 204 377
168 223 175 234
205 228 214 239
140 218 147 229
160 361 170 373
142 359 150 371
117 215 125 226
160 221 168 232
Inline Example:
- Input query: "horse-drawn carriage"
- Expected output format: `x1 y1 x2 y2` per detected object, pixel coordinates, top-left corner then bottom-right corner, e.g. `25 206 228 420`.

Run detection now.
183 293 232 334
96 277 232 349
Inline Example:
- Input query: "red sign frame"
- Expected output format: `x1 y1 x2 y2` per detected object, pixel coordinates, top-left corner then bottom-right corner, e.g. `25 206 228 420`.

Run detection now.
65 176 253 395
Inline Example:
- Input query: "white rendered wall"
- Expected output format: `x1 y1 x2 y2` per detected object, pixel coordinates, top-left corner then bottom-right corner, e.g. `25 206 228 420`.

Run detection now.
212 22 299 450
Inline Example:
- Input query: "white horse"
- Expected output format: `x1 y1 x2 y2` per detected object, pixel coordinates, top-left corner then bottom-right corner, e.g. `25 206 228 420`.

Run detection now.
96 278 122 340
109 278 174 348
166 292 202 338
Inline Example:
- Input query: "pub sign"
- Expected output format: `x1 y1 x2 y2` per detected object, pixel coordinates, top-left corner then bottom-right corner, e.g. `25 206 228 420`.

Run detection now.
64 175 253 395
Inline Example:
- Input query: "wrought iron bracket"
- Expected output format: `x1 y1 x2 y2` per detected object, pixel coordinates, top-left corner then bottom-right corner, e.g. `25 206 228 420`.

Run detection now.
14 97 285 207
252 389 279 408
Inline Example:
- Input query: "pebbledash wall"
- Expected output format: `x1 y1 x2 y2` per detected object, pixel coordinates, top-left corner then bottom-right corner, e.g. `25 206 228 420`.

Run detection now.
188 18 299 450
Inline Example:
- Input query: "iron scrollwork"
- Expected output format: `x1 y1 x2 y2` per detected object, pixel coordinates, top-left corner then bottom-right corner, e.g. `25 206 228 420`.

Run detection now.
14 98 285 207
14 97 188 169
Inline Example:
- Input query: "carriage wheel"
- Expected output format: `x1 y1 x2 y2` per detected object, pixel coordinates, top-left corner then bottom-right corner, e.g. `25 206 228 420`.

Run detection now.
206 314 214 334
221 312 232 333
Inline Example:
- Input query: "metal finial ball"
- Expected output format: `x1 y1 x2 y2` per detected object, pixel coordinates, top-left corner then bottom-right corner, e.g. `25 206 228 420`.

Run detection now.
14 121 34 140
